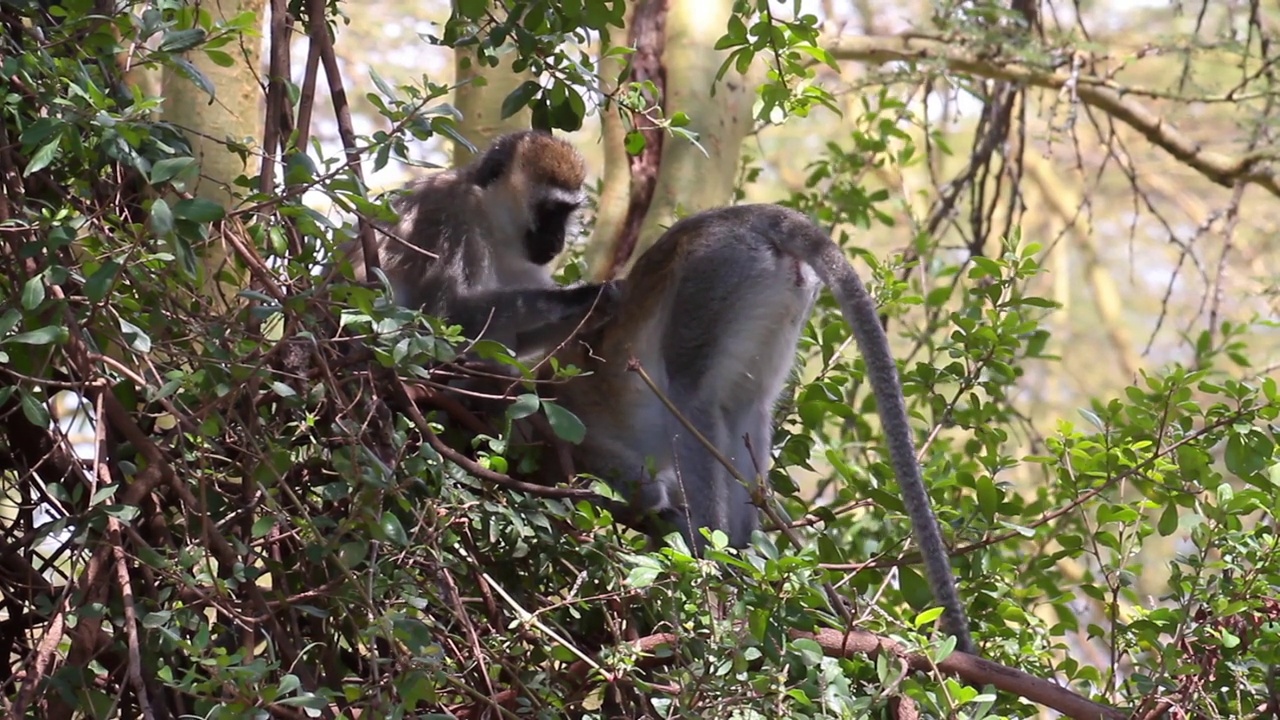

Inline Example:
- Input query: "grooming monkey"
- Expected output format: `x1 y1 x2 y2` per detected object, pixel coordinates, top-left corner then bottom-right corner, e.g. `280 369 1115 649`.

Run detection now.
555 203 975 654
339 130 617 360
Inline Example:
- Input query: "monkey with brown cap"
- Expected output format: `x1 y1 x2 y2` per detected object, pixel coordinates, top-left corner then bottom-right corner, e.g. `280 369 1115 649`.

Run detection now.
340 130 617 361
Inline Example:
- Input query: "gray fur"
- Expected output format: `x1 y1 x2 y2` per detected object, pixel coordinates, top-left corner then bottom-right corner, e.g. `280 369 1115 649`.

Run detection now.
339 131 616 361
559 203 975 655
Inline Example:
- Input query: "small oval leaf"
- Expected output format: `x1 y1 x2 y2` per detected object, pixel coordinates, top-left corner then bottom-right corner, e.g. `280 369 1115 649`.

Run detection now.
380 513 409 546
542 401 586 444
506 393 541 420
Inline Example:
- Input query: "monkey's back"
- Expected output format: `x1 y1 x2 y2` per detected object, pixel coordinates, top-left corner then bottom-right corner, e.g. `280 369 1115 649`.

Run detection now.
562 204 826 546
624 205 821 401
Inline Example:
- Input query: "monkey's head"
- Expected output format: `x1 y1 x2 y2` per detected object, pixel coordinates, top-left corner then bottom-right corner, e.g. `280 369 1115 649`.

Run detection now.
470 130 587 266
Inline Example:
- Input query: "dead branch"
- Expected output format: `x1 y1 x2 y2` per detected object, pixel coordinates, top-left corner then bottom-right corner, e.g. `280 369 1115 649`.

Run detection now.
827 34 1280 198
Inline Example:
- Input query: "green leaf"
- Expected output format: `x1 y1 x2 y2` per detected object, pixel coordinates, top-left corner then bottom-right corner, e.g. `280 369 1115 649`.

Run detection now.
506 393 541 420
24 136 61 177
277 674 301 696
251 516 276 539
204 49 235 67
150 198 174 236
168 55 215 99
380 513 409 546
913 606 945 629
21 275 45 310
624 130 646 155
925 285 954 307
149 157 197 185
975 475 999 520
338 541 369 568
284 152 317 185
3 326 66 346
141 611 173 629
792 43 839 70
500 80 542 120
172 198 226 223
1016 296 1059 308
171 233 199 279
1097 504 1140 525
159 28 207 53
455 0 487 19
90 484 119 504
274 694 328 709
104 504 141 522
1225 431 1271 479
0 309 20 336
84 261 120 303
625 564 661 588
542 401 586 444
368 68 397 100
118 318 153 353
1157 502 1179 537
552 90 586 132
968 256 1002 279
898 565 933 610
18 390 50 427
790 637 824 665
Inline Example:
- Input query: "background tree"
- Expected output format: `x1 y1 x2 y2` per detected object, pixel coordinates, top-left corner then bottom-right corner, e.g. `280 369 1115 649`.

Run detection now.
1 1 1278 719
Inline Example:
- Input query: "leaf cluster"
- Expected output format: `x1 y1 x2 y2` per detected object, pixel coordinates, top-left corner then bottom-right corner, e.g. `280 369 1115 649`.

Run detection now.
0 2 1278 719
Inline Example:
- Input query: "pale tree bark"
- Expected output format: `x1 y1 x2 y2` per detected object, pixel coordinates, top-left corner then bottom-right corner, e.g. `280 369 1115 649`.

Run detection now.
627 0 755 273
452 2 534 163
586 0 757 279
588 0 668 279
160 0 267 307
585 5 638 279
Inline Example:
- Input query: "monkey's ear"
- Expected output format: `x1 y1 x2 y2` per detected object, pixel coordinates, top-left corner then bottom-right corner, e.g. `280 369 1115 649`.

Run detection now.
473 132 528 188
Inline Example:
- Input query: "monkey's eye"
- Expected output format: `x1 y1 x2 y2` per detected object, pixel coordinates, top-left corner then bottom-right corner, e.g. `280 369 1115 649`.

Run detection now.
536 201 578 227
545 199 580 213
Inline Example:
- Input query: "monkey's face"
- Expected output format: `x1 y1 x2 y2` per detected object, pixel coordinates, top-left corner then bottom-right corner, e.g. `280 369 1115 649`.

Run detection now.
524 197 580 265
468 130 587 267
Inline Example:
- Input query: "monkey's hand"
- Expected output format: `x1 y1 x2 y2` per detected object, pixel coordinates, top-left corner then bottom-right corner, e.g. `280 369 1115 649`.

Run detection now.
450 284 620 361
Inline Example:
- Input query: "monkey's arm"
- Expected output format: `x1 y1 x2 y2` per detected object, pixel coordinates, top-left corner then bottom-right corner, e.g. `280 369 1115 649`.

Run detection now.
448 282 621 358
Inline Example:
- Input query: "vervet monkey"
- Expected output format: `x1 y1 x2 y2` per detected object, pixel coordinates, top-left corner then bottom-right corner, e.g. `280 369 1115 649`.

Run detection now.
339 130 617 360
556 203 975 654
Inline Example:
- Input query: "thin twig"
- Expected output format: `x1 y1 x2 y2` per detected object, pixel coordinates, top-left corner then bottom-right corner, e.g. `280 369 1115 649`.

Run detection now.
305 0 378 273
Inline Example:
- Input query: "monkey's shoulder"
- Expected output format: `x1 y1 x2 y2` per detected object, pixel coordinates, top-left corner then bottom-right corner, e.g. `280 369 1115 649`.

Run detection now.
394 169 481 206
666 203 817 239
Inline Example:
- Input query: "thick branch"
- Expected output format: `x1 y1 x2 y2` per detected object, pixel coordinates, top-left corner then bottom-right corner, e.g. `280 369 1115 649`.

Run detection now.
827 35 1280 198
798 628 1125 720
457 628 1125 719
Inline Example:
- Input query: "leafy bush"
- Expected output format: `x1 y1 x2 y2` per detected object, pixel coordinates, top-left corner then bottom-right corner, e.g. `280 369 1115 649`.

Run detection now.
1 2 1277 719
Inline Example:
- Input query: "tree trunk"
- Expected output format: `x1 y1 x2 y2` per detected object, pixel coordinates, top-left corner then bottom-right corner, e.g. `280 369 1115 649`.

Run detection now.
452 2 535 163
159 0 267 307
586 3 640 279
624 0 755 272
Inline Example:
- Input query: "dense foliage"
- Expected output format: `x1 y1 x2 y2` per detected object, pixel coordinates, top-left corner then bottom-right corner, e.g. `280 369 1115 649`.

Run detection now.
1 1 1277 719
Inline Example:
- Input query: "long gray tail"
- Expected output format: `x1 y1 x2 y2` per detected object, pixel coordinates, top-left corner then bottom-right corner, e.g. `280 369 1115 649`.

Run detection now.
795 221 976 656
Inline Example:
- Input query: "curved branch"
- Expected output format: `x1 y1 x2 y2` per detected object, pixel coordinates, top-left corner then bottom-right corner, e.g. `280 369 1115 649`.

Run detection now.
458 628 1126 719
827 35 1280 198
797 628 1126 720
